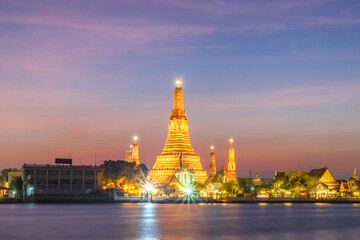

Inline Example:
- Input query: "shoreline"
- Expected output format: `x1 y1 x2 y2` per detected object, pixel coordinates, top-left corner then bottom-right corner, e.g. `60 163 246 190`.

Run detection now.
2 197 360 204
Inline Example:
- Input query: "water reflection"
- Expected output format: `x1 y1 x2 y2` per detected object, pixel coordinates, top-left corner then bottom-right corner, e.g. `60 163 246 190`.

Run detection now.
140 203 158 240
0 203 360 239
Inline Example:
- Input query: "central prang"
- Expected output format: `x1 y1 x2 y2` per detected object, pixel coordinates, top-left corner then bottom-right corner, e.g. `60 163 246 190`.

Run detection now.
148 78 208 184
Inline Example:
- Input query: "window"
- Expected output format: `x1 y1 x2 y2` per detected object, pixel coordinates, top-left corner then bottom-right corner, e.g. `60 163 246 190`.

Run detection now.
48 179 58 184
60 170 70 177
85 171 94 176
49 170 58 176
60 179 70 184
36 170 46 176
72 170 82 177
85 180 94 185
72 179 82 185
36 179 46 184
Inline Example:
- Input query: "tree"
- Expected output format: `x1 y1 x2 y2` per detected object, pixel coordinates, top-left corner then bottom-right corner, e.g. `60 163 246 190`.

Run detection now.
237 177 253 195
0 168 18 186
10 176 23 192
272 171 319 196
101 160 149 188
160 183 179 196
221 180 240 197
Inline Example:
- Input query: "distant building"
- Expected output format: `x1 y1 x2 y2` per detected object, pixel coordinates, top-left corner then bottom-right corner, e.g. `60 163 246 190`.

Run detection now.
340 167 359 197
226 139 237 181
22 160 104 197
252 171 263 186
308 167 340 189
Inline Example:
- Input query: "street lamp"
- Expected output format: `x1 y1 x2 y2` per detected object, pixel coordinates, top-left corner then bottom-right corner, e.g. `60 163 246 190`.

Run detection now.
144 182 155 202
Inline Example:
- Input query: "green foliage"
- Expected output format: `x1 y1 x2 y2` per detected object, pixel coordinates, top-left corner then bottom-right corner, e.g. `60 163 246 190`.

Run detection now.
354 180 360 189
101 160 149 187
10 176 23 191
160 183 179 195
273 171 319 193
221 180 241 197
237 177 253 194
0 168 19 185
257 183 272 190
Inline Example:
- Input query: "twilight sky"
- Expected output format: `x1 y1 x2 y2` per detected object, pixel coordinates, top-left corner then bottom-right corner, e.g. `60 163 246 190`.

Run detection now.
1 0 360 178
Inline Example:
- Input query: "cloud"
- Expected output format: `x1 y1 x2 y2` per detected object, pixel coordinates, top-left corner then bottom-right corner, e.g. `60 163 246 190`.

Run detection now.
150 0 331 15
192 81 360 110
298 16 360 26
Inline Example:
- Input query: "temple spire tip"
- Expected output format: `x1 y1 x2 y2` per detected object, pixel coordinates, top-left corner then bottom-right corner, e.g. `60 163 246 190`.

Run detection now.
176 77 182 87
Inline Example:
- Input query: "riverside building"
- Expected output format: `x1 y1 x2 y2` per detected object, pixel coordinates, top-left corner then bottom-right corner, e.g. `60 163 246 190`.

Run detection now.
22 158 104 197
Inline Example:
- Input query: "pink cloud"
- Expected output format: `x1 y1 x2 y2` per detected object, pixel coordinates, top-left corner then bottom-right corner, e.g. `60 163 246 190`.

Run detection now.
191 81 360 110
151 0 331 15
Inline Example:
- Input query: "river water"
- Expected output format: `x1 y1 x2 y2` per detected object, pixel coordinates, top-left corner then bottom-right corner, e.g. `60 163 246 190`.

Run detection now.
1 203 360 239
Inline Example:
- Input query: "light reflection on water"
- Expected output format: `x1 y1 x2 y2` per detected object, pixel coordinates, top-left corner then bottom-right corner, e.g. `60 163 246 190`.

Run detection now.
140 203 158 240
1 203 360 239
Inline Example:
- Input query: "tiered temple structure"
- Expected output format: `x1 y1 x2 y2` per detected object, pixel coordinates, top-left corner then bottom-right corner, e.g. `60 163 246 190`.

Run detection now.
252 171 263 186
125 145 133 162
149 78 208 184
132 136 140 165
125 137 140 165
226 139 237 181
353 167 358 180
209 146 217 177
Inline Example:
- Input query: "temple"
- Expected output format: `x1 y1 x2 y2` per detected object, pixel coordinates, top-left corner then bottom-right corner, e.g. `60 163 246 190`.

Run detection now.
125 137 140 165
132 136 140 165
209 146 217 177
125 145 133 162
226 139 237 181
149 78 208 184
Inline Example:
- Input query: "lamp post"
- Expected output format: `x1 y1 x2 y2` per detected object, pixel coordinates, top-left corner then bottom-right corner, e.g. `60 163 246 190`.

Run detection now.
144 182 154 202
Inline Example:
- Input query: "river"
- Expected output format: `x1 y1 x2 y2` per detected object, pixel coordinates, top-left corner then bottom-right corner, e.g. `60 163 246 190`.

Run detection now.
1 203 360 239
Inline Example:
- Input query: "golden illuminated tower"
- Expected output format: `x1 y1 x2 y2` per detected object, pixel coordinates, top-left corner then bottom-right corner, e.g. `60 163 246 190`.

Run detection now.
227 138 237 181
125 145 133 162
149 78 208 184
209 146 217 177
353 167 358 180
132 136 140 165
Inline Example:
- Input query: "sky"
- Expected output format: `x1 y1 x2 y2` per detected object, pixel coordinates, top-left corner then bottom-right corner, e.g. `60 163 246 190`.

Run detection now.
1 0 360 178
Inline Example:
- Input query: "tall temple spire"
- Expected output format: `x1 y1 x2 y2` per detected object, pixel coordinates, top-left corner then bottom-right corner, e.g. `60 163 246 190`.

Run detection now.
174 77 183 110
125 145 133 162
227 138 237 181
132 136 140 165
209 146 217 177
353 166 358 180
149 78 208 184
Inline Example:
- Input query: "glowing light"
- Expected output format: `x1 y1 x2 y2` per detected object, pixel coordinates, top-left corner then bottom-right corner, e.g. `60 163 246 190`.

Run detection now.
229 138 233 144
129 145 132 148
210 146 214 150
176 77 182 87
134 136 138 142
184 188 192 196
144 182 154 193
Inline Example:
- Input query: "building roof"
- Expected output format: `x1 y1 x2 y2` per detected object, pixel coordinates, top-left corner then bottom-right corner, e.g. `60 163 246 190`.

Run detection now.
165 174 182 186
308 167 328 177
22 164 104 170
204 175 223 186
309 167 340 188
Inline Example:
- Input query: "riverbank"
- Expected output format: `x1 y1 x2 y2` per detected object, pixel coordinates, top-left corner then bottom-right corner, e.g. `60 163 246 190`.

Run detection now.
3 196 360 204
